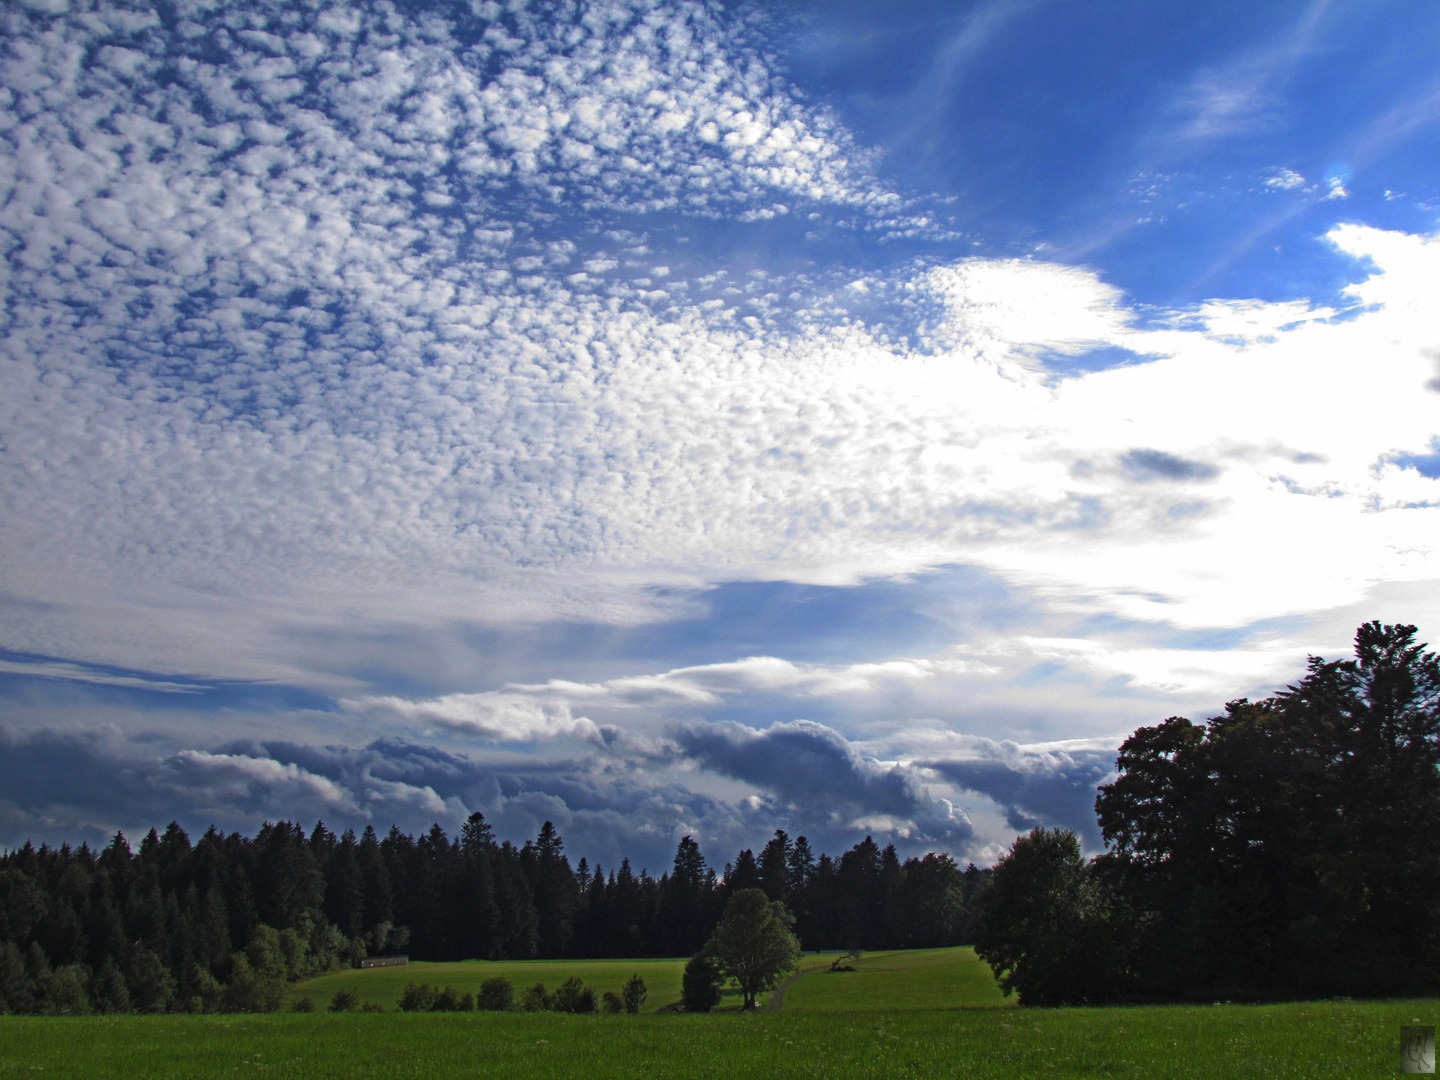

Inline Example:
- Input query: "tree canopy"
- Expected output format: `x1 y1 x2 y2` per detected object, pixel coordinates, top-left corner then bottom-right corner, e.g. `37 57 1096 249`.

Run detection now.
702 888 802 1009
978 621 1440 1004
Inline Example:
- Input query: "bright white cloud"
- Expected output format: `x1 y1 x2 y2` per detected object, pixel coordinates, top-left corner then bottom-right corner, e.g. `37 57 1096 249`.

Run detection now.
167 749 357 810
507 655 991 708
1 0 1438 709
347 692 604 743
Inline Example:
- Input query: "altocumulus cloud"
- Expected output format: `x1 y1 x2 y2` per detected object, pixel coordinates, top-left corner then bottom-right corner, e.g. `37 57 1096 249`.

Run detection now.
2 0 1438 685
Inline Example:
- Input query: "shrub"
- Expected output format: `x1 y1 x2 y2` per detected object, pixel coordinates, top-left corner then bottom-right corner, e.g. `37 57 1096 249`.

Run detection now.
92 959 131 1015
39 965 91 1016
184 963 224 1014
681 954 724 1013
601 990 624 1014
621 973 647 1014
520 983 551 1012
0 941 34 1014
292 997 315 1013
398 982 438 1012
127 948 179 1014
361 1001 385 1013
476 976 514 1011
829 949 863 973
552 976 596 1014
432 986 474 1011
220 954 284 1014
329 988 359 1013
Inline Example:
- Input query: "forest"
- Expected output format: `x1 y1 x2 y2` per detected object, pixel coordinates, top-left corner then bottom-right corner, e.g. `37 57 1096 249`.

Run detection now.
974 621 1440 1004
0 813 987 1014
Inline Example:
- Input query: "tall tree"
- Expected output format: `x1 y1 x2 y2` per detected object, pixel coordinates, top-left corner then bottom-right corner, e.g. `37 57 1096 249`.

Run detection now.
974 828 1123 1006
702 888 801 1009
1096 621 1440 999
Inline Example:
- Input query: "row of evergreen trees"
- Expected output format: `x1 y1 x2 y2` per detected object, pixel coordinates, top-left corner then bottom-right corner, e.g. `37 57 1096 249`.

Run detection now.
0 814 988 1014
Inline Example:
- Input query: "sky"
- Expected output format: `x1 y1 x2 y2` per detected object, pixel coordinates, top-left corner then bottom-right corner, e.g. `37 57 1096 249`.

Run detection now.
1 0 1438 871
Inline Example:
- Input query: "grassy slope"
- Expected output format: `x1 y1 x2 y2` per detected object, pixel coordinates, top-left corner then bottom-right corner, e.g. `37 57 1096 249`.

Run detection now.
782 947 1011 1012
0 999 1428 1078
289 957 690 1012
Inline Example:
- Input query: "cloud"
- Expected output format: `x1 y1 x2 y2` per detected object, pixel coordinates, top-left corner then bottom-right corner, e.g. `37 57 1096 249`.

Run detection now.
346 693 606 743
0 723 981 867
1167 0 1330 140
503 655 985 709
919 737 1117 849
1120 449 1220 483
1263 167 1307 190
0 657 208 693
668 718 972 845
1 0 1439 744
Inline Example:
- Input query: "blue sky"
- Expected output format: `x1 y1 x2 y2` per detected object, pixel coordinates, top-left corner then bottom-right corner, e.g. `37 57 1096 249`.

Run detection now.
1 0 1438 870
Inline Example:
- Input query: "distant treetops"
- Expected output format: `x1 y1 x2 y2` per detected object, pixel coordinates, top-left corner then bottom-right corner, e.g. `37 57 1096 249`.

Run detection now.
0 807 987 1015
976 621 1440 1005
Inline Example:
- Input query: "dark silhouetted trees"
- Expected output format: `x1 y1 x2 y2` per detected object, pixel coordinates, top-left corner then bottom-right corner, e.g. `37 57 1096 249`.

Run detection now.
978 621 1440 1005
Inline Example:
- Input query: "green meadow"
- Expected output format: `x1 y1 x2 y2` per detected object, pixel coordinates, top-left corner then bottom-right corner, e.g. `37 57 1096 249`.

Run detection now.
781 947 1010 1012
0 999 1425 1078
282 946 1007 1014
0 949 1428 1078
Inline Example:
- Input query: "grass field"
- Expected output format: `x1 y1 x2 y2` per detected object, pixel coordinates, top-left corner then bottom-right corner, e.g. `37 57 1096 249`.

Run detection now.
782 947 1010 1012
0 998 1430 1078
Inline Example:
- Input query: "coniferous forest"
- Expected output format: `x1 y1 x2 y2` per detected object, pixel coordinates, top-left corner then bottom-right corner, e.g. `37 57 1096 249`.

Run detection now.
0 816 987 1014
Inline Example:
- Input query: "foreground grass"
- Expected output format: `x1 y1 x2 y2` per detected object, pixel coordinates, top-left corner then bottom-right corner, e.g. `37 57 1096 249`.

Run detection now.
0 999 1429 1078
290 957 689 1013
783 947 1010 1012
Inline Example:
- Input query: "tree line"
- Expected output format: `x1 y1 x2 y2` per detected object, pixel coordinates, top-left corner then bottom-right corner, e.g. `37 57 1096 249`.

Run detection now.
0 809 987 1014
975 621 1440 1004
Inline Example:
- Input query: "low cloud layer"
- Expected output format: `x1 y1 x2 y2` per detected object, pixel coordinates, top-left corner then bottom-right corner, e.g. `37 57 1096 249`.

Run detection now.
0 717 1125 864
669 718 971 844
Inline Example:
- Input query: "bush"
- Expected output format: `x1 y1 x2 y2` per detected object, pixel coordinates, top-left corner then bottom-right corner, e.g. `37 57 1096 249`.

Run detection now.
681 954 724 1013
520 983 551 1012
220 954 284 1014
292 997 315 1013
39 965 91 1016
361 1001 385 1013
974 827 1123 1006
552 976 596 1014
621 973 647 1014
127 948 178 1014
432 985 474 1011
0 941 34 1014
92 959 131 1014
601 990 624 1014
329 988 359 1012
184 963 223 1014
398 982 438 1012
476 976 514 1011
828 949 863 973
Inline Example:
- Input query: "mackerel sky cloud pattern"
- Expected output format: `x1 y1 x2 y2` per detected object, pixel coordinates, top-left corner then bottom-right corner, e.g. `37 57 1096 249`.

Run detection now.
2 0 1439 866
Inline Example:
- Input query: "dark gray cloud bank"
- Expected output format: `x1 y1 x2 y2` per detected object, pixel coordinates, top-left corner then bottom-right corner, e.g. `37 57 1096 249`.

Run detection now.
0 721 1114 867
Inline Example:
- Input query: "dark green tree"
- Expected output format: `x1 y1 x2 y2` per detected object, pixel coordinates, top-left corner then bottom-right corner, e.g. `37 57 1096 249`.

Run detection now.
477 975 514 1010
680 952 725 1013
702 888 801 1009
1096 621 1440 999
621 972 646 1013
973 827 1124 1006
